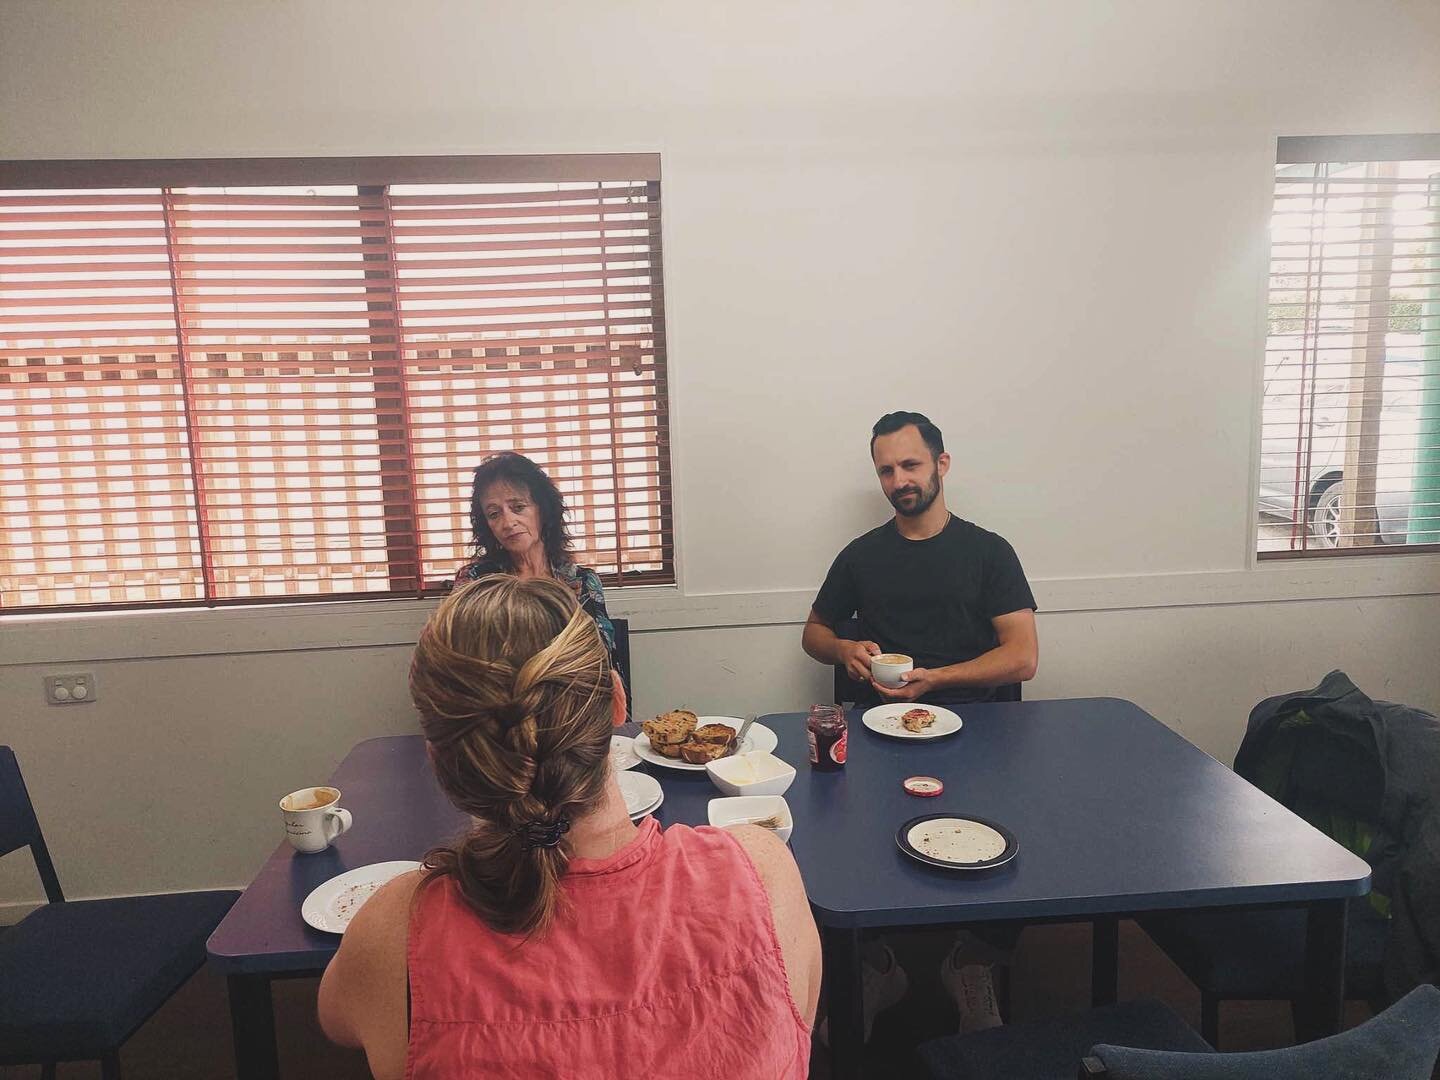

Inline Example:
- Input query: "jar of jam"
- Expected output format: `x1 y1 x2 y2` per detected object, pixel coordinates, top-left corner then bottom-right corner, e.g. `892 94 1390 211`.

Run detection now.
807 704 848 770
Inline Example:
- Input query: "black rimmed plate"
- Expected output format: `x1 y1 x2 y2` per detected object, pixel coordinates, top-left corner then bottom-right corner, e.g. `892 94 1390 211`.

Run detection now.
896 813 1018 871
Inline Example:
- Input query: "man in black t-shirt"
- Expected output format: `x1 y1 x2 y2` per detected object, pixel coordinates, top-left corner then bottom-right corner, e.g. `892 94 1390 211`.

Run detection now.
803 411 1039 1039
803 410 1038 708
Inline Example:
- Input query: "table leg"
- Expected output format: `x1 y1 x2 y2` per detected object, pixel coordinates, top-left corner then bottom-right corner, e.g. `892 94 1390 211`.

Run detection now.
821 926 866 1080
1299 899 1347 1041
228 974 280 1080
1091 915 1118 1006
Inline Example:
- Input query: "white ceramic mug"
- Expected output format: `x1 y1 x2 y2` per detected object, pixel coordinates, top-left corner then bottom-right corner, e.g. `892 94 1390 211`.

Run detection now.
870 652 914 689
280 786 353 854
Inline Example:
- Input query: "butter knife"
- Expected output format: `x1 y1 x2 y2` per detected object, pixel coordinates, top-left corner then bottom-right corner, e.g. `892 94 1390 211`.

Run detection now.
726 714 758 757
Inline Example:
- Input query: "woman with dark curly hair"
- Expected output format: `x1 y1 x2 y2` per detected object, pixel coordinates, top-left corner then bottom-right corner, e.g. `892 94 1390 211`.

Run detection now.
453 451 616 661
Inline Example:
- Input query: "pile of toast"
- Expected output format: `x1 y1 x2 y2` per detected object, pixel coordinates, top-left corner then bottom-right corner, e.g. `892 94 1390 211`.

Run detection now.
641 709 737 763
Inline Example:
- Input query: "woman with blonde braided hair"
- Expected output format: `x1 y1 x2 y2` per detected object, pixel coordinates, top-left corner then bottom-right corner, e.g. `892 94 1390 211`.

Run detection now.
319 575 820 1079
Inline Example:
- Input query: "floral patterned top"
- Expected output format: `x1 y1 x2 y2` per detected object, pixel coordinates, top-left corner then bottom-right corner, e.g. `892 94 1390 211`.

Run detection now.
451 555 617 663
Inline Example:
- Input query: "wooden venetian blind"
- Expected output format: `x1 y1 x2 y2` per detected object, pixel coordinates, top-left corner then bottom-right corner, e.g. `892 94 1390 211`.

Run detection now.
0 156 672 612
1258 136 1440 557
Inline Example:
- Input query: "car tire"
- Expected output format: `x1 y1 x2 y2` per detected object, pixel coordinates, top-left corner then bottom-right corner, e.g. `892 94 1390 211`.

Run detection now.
1309 481 1344 548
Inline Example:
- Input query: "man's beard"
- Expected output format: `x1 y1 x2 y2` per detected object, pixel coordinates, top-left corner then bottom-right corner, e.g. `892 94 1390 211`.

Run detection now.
889 472 941 517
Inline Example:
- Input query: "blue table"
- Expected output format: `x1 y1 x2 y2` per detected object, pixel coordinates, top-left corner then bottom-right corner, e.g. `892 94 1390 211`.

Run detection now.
207 735 465 1079
207 698 1371 1080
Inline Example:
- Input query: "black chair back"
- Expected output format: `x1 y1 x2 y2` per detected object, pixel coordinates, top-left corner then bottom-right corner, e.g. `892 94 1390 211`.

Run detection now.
611 618 632 719
0 746 65 903
830 619 1020 705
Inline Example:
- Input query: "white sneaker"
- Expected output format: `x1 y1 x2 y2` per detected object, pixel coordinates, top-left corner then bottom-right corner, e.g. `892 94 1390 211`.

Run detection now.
940 945 1003 1034
817 944 910 1045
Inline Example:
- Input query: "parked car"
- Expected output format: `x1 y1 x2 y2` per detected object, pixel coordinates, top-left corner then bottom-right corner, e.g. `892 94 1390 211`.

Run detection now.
1258 349 1422 548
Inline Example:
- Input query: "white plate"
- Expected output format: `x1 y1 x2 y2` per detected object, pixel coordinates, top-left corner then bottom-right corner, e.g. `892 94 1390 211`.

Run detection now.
301 860 421 934
630 787 664 821
617 770 663 818
633 718 779 771
897 814 1018 871
862 703 963 740
610 735 642 771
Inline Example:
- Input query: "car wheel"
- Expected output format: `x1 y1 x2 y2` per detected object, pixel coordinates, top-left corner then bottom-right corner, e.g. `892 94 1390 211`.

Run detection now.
1309 481 1344 548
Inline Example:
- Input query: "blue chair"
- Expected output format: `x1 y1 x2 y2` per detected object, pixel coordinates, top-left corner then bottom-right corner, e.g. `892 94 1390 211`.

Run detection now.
1136 900 1388 1045
917 997 1211 1080
918 984 1440 1080
0 746 238 1079
612 616 632 719
1081 983 1440 1079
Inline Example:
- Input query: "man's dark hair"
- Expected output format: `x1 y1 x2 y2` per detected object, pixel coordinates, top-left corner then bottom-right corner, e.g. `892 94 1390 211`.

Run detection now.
468 451 574 568
870 411 945 459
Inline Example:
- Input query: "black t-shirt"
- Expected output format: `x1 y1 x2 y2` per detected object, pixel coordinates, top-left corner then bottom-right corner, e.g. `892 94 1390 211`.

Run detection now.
812 516 1037 705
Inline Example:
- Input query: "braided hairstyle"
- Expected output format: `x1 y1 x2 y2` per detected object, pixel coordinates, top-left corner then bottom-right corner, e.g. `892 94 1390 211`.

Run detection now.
411 574 614 935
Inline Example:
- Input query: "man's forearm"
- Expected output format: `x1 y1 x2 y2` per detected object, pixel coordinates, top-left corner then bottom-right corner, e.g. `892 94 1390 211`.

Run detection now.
801 619 844 665
930 642 1037 689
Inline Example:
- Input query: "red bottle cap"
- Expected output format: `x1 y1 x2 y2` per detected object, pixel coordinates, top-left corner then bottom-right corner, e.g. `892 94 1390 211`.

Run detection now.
903 776 944 797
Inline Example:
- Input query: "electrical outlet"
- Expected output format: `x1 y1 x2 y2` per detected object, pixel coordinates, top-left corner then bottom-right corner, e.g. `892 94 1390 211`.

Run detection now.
44 673 96 705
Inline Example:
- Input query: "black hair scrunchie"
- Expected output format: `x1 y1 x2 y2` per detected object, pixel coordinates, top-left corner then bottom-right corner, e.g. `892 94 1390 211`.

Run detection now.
516 816 571 849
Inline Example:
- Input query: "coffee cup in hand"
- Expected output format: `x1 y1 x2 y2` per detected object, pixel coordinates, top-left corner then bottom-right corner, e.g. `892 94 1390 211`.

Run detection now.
280 786 352 854
870 653 914 689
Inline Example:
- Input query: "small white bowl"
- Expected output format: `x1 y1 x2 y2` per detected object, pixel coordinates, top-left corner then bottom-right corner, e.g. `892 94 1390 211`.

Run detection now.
707 795 793 843
705 751 797 797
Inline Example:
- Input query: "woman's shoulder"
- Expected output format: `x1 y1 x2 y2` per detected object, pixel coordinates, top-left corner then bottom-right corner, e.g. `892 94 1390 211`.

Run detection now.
551 559 606 594
719 825 801 891
549 557 588 579
317 869 424 1047
344 869 426 951
662 823 794 887
572 563 608 595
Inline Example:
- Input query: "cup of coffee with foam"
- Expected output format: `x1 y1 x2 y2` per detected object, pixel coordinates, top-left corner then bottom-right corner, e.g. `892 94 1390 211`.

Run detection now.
870 653 914 689
279 786 353 854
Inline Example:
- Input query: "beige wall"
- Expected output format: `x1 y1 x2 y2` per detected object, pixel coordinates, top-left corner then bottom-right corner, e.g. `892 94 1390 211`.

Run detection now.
3 0 1440 914
4 592 1439 911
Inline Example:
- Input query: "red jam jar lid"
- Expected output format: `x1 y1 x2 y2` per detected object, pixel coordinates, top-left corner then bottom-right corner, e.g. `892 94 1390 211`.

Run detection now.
903 776 944 797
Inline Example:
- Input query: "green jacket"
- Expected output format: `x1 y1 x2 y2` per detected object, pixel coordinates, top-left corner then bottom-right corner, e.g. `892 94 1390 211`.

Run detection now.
1237 670 1440 1002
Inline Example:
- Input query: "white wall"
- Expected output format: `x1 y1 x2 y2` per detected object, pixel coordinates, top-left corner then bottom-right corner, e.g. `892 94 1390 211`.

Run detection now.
3 0 1440 912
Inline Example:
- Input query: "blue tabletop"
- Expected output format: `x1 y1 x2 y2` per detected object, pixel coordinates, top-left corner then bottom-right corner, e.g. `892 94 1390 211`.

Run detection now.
759 699 1370 927
208 734 466 974
207 697 1370 973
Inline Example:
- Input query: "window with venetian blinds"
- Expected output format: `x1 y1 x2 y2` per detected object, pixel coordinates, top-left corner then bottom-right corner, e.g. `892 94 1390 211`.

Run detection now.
0 155 672 611
1258 135 1440 557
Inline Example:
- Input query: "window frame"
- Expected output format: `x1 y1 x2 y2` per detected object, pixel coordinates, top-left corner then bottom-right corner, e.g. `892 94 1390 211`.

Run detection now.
0 154 675 614
1256 134 1440 561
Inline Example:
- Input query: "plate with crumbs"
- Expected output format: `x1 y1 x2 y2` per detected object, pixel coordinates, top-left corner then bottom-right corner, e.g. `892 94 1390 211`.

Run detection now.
301 861 421 934
896 814 1017 871
862 703 963 740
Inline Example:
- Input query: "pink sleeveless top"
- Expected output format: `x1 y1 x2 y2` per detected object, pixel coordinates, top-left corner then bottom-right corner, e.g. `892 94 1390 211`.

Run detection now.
405 816 811 1079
